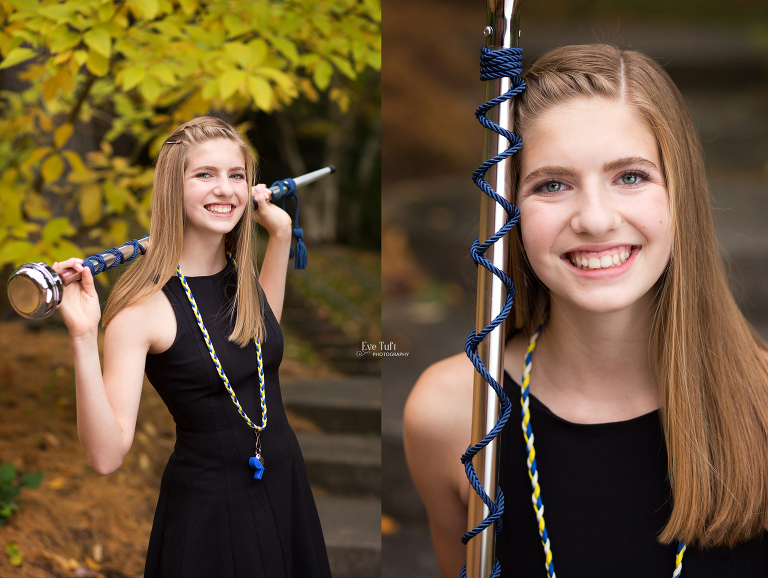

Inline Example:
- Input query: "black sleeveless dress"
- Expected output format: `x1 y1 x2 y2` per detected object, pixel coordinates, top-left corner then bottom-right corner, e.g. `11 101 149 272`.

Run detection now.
497 372 768 577
143 265 331 578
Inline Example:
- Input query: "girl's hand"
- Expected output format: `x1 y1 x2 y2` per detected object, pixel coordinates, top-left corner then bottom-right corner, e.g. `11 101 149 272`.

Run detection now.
52 258 101 339
251 184 292 239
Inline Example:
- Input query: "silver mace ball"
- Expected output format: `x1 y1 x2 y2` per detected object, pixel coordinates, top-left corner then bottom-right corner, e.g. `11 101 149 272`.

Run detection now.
7 235 150 320
7 262 65 320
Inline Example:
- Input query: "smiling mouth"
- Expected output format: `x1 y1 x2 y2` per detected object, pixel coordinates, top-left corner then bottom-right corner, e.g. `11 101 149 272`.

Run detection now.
205 204 233 214
566 245 636 270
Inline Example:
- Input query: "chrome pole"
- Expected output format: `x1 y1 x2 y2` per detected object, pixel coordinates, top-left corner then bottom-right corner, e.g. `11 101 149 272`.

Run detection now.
465 1 522 577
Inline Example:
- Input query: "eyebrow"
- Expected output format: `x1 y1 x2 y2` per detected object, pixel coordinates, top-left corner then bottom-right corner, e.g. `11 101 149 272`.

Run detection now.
522 156 659 184
602 156 659 173
522 165 576 184
188 165 246 173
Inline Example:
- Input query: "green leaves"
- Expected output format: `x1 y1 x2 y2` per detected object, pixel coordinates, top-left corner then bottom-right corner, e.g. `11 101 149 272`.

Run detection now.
0 463 44 527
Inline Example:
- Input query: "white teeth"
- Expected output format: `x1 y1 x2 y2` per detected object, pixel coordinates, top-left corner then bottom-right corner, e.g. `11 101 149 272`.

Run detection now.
568 247 633 270
206 204 232 214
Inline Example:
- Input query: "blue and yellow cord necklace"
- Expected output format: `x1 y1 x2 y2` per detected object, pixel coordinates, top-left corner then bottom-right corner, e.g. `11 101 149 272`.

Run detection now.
176 259 267 480
522 321 686 577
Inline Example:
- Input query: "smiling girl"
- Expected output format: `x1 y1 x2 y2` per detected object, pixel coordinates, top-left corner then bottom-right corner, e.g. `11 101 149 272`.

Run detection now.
53 117 331 577
404 45 768 577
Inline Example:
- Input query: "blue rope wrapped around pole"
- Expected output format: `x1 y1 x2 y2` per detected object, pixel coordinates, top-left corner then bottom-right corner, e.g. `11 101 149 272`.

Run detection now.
83 238 147 275
461 45 525 578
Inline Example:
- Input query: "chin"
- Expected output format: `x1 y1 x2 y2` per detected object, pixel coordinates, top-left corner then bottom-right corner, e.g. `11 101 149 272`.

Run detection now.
555 289 657 318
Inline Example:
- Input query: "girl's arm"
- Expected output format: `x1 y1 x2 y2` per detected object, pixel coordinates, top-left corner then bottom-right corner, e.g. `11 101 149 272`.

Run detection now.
53 259 161 475
251 184 292 322
404 353 477 577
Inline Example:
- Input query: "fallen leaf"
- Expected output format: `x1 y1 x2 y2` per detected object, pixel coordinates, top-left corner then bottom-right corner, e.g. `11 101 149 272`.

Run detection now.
48 477 67 490
44 432 61 449
5 542 22 566
85 555 101 569
381 514 400 535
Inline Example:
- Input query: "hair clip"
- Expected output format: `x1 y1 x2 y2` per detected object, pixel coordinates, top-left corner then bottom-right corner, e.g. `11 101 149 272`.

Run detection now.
166 140 182 144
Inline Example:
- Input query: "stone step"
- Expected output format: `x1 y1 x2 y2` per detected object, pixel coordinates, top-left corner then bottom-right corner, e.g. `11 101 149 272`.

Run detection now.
314 495 381 578
283 377 381 434
298 431 381 496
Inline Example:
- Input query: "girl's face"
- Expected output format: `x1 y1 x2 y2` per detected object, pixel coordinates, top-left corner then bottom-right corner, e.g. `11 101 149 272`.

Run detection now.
182 138 249 239
517 96 674 316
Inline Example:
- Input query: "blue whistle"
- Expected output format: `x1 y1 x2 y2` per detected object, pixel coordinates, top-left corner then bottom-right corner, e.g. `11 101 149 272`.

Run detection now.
249 456 264 480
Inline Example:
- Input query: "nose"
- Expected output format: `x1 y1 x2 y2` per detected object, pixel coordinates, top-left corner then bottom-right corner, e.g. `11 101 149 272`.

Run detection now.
569 186 621 237
214 176 234 196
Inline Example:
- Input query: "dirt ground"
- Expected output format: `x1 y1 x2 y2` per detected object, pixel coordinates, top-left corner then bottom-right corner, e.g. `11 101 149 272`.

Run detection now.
0 320 334 578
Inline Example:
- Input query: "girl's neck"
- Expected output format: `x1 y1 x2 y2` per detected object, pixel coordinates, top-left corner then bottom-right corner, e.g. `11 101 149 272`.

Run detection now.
178 233 228 277
529 298 660 423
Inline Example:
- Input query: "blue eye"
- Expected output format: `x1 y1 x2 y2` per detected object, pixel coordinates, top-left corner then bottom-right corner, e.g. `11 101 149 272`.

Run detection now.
619 171 648 186
230 173 245 180
195 172 212 178
534 180 565 194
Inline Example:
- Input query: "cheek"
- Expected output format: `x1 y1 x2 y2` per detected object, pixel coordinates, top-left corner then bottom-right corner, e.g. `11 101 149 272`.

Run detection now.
631 195 673 255
519 204 563 275
519 202 561 252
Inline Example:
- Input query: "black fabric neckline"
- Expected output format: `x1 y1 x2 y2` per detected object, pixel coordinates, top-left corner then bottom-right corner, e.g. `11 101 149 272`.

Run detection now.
503 370 660 428
180 263 232 280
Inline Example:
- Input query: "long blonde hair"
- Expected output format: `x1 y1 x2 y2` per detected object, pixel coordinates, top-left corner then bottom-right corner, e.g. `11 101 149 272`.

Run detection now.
103 116 265 346
507 44 768 547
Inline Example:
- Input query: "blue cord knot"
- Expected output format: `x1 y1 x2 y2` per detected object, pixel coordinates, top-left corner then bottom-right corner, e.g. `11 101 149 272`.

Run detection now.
270 178 297 201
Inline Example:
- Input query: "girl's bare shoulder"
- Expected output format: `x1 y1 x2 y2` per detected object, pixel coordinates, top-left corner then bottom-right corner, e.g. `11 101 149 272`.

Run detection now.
404 352 478 485
406 353 476 426
105 286 176 355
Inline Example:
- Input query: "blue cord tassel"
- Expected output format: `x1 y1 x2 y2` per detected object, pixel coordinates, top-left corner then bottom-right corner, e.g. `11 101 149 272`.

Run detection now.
293 228 307 270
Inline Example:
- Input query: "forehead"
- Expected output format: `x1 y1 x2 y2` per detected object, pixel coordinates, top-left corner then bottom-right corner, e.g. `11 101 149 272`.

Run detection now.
185 138 245 169
520 97 659 169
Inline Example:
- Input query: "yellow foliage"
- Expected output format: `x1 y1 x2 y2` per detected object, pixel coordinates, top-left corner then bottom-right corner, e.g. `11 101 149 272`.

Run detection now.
0 46 36 69
41 154 64 182
86 49 109 76
63 150 87 174
312 60 333 91
218 68 244 100
0 0 380 263
139 74 162 103
120 65 146 90
79 184 102 226
247 76 272 111
49 26 81 53
54 123 73 148
23 192 52 220
83 27 112 59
